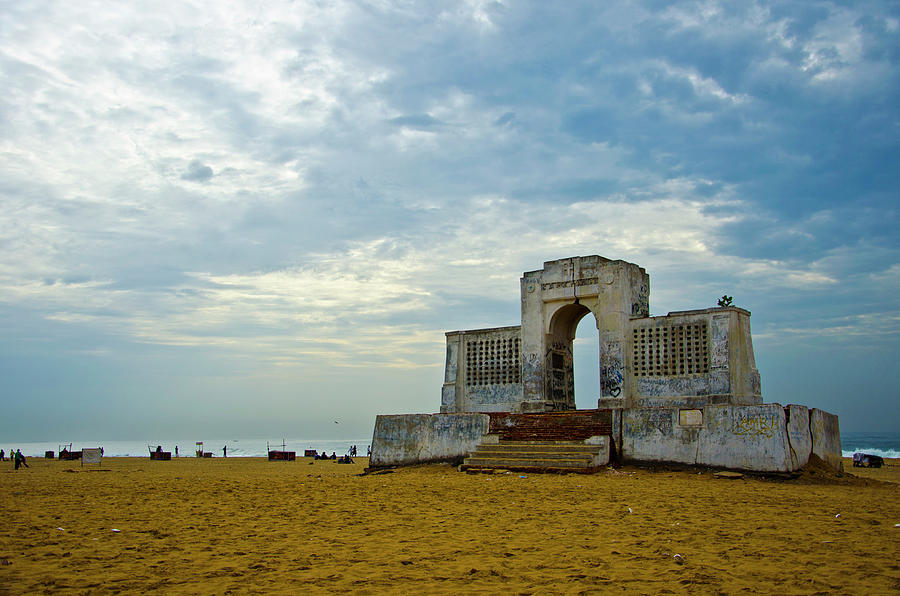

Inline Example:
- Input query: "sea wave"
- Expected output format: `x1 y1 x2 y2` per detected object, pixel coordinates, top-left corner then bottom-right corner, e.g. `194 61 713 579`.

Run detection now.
842 448 900 459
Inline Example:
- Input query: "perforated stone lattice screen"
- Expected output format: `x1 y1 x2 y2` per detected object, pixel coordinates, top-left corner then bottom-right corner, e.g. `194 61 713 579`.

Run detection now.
633 323 709 377
465 337 521 386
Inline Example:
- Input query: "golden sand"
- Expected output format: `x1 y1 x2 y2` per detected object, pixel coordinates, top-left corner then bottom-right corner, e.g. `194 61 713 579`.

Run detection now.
2 456 899 594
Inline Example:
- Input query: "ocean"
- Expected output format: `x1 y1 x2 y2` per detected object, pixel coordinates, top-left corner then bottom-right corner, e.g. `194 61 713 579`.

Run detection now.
3 438 371 459
5 432 899 460
839 431 900 459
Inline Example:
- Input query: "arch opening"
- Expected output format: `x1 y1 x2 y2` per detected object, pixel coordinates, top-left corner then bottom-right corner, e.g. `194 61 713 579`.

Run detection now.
574 315 600 410
545 302 595 411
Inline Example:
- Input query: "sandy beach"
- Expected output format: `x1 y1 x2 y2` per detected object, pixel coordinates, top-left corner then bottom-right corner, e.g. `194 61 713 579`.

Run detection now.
2 456 898 594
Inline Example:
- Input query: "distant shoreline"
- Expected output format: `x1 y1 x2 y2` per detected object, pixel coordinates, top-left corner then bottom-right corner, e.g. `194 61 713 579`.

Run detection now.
3 431 898 459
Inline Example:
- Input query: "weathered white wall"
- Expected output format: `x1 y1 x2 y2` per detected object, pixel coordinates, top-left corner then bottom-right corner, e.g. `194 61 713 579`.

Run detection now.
441 327 523 413
370 413 490 467
622 404 840 473
696 404 792 471
628 307 762 409
622 408 702 464
371 406 840 473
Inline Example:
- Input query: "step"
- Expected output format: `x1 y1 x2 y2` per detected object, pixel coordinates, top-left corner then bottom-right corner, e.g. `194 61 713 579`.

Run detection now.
489 443 600 452
462 437 610 474
461 465 601 474
462 457 596 469
500 432 611 440
469 450 595 461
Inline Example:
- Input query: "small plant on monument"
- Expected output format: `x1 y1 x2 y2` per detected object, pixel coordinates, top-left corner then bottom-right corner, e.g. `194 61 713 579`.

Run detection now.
717 295 733 308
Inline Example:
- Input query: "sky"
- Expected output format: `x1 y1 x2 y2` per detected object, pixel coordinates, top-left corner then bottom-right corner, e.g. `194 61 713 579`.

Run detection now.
1 0 898 442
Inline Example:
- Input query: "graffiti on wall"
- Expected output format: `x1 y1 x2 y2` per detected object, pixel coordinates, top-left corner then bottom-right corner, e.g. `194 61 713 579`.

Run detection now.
625 409 673 436
599 343 623 398
731 415 779 438
601 366 623 397
631 282 650 317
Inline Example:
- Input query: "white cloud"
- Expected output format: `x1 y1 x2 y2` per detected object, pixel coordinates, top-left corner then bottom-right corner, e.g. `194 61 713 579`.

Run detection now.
5 181 865 372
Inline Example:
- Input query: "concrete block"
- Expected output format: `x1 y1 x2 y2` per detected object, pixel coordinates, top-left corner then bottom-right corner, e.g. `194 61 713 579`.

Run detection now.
697 404 792 472
587 435 610 466
810 408 842 471
785 404 811 471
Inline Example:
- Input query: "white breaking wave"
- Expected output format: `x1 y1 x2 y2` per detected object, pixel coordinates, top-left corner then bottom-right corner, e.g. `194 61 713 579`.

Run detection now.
842 448 900 459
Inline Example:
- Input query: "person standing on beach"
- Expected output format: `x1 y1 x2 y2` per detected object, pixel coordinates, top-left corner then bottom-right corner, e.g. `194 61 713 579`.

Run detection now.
0 449 5 461
223 445 227 458
175 446 178 458
14 449 29 470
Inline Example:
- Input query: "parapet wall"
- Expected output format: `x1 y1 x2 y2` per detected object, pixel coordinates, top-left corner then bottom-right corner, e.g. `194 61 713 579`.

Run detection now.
370 405 841 473
619 404 841 472
370 413 490 467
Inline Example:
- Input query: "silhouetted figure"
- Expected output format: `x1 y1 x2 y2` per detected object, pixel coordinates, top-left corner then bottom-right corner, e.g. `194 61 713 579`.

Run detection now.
223 445 227 458
175 446 179 457
156 445 162 453
0 449 5 461
330 452 336 460
14 449 29 470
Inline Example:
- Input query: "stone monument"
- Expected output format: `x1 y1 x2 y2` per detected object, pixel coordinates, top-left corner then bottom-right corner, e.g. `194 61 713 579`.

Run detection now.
371 256 841 473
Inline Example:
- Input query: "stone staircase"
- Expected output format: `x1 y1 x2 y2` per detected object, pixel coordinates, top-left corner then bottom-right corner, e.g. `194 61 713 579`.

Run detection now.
460 439 609 474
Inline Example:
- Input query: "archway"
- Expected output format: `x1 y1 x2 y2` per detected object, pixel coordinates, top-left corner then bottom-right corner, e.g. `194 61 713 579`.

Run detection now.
574 315 600 410
545 302 595 411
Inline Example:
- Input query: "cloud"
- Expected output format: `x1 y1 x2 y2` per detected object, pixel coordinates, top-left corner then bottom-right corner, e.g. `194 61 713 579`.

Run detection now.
7 183 883 376
181 159 214 182
388 114 443 129
0 0 898 438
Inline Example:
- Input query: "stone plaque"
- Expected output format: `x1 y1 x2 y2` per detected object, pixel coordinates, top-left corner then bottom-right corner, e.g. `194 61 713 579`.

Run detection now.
679 409 703 427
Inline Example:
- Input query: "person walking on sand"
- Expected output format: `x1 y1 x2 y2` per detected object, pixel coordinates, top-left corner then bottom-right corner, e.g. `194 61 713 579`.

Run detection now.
14 449 29 470
0 449 5 461
223 445 227 458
